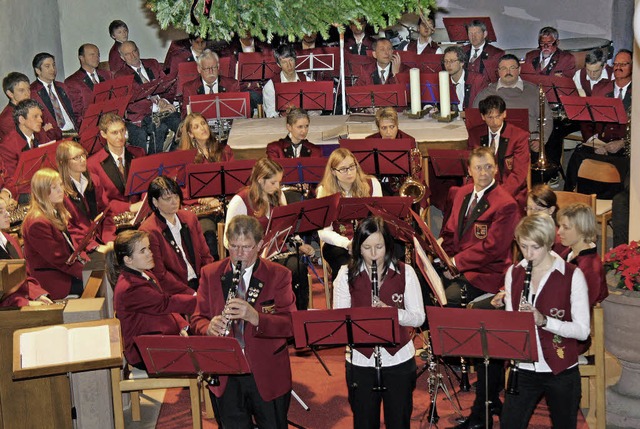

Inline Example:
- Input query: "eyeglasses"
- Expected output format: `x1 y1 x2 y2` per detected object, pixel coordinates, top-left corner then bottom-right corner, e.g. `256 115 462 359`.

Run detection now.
443 59 460 65
159 194 180 202
614 62 631 67
538 41 557 48
201 66 219 72
70 153 87 162
333 164 357 175
470 164 495 173
498 65 519 72
229 244 257 253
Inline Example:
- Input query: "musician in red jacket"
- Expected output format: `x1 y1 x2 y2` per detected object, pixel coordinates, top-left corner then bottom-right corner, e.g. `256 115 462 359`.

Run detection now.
521 27 576 78
64 44 112 128
0 198 52 308
266 108 322 159
262 44 310 118
463 20 504 83
109 229 196 369
87 112 145 216
191 215 296 429
467 95 530 212
139 176 213 296
440 147 520 307
404 15 439 55
1 72 35 141
355 38 406 86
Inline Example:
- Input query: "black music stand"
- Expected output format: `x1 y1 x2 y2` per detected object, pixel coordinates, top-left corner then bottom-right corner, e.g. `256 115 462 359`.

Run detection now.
237 52 279 84
262 194 340 258
274 81 334 112
11 141 61 195
91 75 134 103
291 307 400 375
428 149 470 178
427 307 538 428
337 196 413 225
132 77 177 102
78 97 131 136
124 149 197 196
135 335 250 379
186 159 256 200
346 84 407 110
560 95 627 124
365 204 414 244
278 157 327 188
521 75 578 105
410 209 460 277
442 17 497 43
339 138 413 177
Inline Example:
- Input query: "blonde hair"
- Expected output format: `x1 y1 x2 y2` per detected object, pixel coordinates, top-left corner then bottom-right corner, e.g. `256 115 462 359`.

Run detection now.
375 107 399 128
557 203 597 243
319 148 371 197
56 140 91 199
23 168 70 232
178 112 225 163
248 158 283 217
514 213 556 250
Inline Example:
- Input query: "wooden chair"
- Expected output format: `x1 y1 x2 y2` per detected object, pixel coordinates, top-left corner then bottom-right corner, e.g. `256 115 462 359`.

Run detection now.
217 222 227 260
554 191 597 212
576 159 622 259
579 305 606 429
111 364 203 429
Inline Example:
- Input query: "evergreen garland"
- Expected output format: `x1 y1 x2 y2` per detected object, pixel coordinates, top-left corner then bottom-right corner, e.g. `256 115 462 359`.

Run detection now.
147 0 437 42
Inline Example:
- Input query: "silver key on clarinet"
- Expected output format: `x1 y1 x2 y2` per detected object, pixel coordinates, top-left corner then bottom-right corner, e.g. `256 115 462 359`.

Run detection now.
223 260 242 336
518 260 533 312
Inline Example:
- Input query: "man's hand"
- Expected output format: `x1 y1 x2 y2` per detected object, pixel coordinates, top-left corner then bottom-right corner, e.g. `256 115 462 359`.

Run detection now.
43 123 54 132
206 315 229 336
491 291 506 308
299 243 316 257
529 139 541 152
605 139 625 154
158 98 176 113
129 201 144 213
225 298 260 327
390 52 402 76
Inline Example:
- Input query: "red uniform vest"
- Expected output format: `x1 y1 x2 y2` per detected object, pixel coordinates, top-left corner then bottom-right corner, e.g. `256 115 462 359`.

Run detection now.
237 188 270 232
510 263 579 374
350 262 412 358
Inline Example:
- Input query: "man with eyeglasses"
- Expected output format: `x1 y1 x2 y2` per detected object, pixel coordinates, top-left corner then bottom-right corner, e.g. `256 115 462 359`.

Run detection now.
565 49 632 198
191 214 296 429
474 54 553 159
573 48 613 97
181 49 241 118
442 45 488 112
522 26 576 78
463 19 504 83
440 147 520 429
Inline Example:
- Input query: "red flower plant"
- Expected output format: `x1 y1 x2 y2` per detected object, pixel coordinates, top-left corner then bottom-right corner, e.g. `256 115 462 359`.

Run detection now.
605 241 640 291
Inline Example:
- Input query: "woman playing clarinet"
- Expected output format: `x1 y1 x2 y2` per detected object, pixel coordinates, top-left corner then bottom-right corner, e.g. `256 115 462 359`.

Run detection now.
494 213 590 429
333 216 424 429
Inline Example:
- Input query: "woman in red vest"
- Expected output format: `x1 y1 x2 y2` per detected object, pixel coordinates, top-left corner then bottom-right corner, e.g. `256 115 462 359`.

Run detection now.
333 216 424 429
497 213 590 429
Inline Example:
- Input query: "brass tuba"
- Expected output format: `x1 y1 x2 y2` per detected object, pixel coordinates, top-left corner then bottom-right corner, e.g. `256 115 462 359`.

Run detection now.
399 147 426 203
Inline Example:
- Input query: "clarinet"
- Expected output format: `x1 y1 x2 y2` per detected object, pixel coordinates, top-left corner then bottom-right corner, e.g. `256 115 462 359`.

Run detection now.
507 260 533 395
459 283 471 391
223 260 243 336
371 261 386 392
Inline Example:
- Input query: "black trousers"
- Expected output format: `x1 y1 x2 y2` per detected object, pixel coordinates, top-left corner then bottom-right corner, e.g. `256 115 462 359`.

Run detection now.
346 358 417 429
211 374 290 429
564 145 628 198
500 366 581 429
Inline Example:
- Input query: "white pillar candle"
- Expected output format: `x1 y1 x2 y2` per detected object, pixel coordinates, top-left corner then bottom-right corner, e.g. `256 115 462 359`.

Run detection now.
438 70 450 118
409 68 421 114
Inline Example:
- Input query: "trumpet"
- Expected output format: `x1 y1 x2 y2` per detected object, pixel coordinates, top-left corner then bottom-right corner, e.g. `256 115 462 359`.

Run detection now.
223 260 242 337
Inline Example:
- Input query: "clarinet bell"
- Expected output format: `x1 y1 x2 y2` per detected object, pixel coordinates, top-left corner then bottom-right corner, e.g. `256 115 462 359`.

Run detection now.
506 365 519 395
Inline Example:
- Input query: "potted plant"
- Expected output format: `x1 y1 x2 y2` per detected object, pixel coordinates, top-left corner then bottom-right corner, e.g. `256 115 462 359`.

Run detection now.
601 241 640 428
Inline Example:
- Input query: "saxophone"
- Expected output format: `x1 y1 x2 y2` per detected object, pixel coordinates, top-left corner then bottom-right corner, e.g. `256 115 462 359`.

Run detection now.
398 146 426 203
223 260 242 336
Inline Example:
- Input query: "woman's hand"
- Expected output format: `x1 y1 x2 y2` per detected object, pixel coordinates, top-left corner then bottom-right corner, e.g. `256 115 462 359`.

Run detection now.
491 291 506 308
299 243 315 257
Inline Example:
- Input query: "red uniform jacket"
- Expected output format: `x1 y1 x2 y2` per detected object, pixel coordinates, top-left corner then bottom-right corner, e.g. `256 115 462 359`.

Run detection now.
441 182 520 293
163 39 192 71
114 59 171 123
109 41 126 74
522 48 577 78
166 46 196 79
452 72 490 110
87 146 146 215
467 122 530 211
405 39 439 55
191 257 296 401
0 129 48 195
139 210 213 296
114 268 196 367
266 136 322 158
355 63 406 86
30 79 77 141
21 216 85 300
575 65 613 96
463 43 504 83
0 103 16 142
64 68 112 127
0 231 49 307
568 246 608 306
366 129 415 141
345 35 375 56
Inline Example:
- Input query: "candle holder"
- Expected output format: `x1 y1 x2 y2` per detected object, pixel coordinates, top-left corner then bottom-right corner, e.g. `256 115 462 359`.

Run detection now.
430 110 459 122
405 108 430 119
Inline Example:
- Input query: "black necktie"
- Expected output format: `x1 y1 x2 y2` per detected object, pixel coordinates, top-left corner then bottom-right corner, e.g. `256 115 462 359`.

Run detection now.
0 240 18 259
